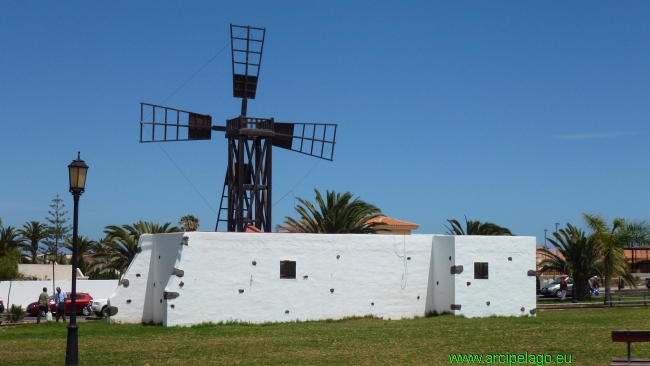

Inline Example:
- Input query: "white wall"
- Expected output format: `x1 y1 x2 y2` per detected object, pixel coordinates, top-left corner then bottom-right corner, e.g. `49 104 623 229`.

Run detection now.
108 232 536 326
428 236 456 315
452 236 536 318
0 280 118 309
158 232 434 326
109 233 183 324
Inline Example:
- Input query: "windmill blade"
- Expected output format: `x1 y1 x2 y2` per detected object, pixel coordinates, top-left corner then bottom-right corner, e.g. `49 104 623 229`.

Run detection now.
140 102 213 142
272 122 337 161
230 24 265 100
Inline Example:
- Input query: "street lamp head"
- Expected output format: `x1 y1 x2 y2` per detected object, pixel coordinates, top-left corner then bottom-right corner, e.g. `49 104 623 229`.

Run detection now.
570 234 578 244
68 151 89 195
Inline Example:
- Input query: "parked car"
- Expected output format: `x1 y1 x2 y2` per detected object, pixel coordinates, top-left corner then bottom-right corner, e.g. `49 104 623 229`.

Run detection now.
26 292 93 317
90 298 108 317
646 278 650 289
540 277 573 298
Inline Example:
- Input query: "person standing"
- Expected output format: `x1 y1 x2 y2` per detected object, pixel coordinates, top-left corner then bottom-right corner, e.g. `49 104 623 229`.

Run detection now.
559 276 568 300
37 287 49 324
54 287 68 322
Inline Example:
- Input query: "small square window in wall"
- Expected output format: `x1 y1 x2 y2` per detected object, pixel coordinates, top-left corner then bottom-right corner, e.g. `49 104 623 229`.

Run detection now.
474 262 488 279
280 260 296 279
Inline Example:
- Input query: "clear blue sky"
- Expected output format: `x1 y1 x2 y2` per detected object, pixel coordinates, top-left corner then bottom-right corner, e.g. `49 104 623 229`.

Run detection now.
1 2 649 247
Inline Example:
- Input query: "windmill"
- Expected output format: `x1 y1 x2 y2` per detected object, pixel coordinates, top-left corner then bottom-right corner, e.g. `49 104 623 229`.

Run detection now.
139 24 337 232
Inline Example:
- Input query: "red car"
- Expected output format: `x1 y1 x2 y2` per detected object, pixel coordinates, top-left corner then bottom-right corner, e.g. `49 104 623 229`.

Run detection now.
26 292 93 317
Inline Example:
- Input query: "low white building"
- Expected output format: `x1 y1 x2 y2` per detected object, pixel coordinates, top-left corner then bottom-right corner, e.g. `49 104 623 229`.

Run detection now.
108 232 536 326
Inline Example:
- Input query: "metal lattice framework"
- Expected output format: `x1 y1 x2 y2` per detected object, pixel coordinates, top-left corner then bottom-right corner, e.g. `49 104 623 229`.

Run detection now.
139 24 337 233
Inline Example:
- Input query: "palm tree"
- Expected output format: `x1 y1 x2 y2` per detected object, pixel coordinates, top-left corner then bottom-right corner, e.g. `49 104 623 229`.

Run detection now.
582 214 647 304
0 226 26 258
64 235 95 274
89 221 179 278
179 215 200 232
537 224 602 300
17 221 49 263
84 238 119 279
445 216 513 236
278 189 385 234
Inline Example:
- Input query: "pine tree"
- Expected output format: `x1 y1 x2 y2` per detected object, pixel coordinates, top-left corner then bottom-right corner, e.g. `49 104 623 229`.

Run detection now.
43 194 71 258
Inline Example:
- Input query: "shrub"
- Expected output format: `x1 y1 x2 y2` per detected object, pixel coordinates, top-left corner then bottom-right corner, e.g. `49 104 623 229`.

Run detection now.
6 304 26 323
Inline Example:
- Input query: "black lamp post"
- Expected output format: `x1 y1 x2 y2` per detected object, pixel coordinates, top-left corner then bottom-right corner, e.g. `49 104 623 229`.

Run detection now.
66 152 88 366
570 234 578 303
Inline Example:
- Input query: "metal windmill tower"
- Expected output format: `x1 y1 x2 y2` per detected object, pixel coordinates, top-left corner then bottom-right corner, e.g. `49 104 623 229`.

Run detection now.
139 24 337 232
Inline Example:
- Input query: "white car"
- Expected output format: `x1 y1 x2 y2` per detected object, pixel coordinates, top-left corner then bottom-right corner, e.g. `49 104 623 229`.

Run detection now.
90 298 108 317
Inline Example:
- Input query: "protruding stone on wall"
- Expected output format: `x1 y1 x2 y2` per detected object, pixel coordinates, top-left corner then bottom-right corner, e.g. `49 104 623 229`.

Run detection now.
527 270 536 276
239 289 244 293
120 279 130 287
172 268 184 277
181 236 189 246
450 304 461 310
107 306 118 316
529 308 536 315
450 265 463 274
164 291 179 300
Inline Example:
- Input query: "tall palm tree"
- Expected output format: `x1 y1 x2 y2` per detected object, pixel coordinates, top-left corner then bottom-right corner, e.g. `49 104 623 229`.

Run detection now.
0 226 26 258
582 214 647 304
445 216 513 236
279 189 385 234
17 221 49 263
537 224 602 300
178 215 200 232
89 221 179 278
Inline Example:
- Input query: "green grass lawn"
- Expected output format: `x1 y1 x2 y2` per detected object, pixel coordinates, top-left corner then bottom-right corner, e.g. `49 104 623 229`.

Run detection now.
2 308 649 365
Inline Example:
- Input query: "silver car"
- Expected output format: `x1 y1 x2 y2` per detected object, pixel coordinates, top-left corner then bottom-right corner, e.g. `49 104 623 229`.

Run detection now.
540 277 573 298
90 298 108 317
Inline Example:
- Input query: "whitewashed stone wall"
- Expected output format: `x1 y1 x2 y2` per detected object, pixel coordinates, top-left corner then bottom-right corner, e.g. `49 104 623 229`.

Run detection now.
427 235 456 314
428 236 537 318
108 232 536 326
108 233 183 323
0 280 118 310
